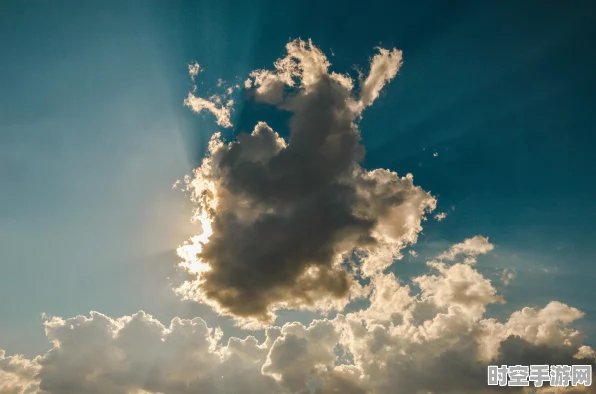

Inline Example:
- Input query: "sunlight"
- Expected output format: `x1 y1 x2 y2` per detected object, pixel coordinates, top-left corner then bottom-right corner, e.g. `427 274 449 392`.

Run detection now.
176 215 213 276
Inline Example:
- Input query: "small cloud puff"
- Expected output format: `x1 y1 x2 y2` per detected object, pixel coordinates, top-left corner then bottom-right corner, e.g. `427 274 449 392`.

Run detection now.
434 211 448 221
501 268 516 287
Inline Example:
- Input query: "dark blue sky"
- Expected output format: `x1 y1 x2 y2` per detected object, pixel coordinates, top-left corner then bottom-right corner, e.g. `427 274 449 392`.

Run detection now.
1 0 595 356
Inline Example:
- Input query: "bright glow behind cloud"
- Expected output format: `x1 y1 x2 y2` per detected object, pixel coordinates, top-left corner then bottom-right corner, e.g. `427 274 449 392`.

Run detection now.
175 39 436 325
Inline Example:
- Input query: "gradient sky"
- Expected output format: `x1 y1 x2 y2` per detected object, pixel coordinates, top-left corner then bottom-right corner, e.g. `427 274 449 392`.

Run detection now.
1 0 595 363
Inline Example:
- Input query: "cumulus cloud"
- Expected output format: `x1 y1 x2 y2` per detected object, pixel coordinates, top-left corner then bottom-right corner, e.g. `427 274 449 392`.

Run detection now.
2 239 594 393
176 38 435 324
0 350 39 394
3 38 594 394
414 261 505 319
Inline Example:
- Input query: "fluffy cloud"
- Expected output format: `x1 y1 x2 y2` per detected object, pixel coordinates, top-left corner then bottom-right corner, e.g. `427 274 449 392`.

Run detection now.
0 350 39 394
176 39 435 324
2 240 594 393
414 261 505 319
2 38 594 394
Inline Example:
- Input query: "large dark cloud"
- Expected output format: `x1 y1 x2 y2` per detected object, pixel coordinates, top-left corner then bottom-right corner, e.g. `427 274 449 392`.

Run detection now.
179 39 435 322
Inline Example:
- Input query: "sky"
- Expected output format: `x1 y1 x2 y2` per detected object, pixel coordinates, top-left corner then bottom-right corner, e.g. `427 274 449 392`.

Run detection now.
1 1 595 393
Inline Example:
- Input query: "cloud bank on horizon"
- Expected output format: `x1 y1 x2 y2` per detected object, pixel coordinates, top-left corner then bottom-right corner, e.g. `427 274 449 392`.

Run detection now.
1 39 594 394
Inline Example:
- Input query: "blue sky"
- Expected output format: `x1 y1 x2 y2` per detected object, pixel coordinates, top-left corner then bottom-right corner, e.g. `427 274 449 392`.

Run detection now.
1 0 595 382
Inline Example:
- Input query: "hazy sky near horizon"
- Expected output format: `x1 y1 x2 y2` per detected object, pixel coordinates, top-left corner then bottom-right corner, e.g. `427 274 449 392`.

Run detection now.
1 1 595 393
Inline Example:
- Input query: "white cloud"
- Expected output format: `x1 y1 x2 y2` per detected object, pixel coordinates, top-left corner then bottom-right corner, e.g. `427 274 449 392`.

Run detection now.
188 62 201 81
248 69 287 104
2 239 594 393
0 350 39 394
436 235 494 264
184 93 234 128
183 64 235 128
434 211 447 221
357 47 403 109
415 261 504 320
